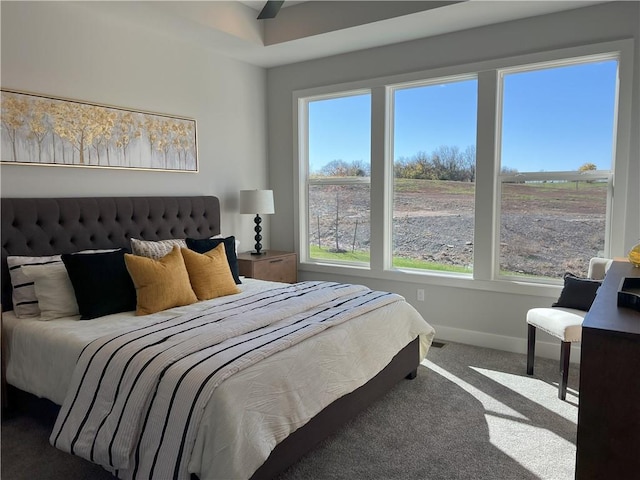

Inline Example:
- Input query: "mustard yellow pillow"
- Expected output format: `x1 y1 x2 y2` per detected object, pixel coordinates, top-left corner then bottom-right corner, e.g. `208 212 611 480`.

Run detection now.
124 246 198 315
181 245 240 301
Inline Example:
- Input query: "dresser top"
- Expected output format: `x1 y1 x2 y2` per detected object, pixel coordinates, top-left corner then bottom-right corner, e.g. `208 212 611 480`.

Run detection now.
584 261 640 338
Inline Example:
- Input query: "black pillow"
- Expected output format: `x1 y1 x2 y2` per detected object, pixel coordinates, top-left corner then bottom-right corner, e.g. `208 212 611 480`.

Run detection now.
61 249 137 320
552 272 602 311
185 236 241 284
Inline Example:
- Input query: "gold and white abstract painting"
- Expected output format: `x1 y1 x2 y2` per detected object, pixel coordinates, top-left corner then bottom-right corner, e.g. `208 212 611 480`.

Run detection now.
1 89 197 172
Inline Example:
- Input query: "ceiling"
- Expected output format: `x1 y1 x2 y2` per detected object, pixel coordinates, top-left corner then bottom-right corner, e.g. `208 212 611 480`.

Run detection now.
84 1 609 68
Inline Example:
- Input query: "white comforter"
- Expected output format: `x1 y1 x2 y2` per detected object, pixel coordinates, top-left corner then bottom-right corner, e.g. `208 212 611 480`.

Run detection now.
4 278 435 480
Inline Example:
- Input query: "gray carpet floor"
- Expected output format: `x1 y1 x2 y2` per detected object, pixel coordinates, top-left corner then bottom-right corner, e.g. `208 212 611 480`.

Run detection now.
1 341 579 479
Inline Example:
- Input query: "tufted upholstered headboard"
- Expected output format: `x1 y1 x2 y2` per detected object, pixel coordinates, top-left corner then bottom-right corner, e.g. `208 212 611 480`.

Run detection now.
1 196 221 311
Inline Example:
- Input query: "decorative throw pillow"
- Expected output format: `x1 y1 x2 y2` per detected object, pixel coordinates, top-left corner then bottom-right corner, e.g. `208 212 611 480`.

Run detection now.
186 236 241 284
124 246 198 315
21 262 80 321
62 249 137 320
552 272 602 311
6 250 119 317
181 245 240 301
7 254 62 318
212 234 240 255
130 238 187 260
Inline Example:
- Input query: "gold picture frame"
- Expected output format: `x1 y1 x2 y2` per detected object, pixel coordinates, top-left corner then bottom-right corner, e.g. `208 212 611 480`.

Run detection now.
1 89 197 172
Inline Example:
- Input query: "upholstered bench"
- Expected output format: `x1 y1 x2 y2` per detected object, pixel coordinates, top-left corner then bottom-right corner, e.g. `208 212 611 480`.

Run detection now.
526 257 612 400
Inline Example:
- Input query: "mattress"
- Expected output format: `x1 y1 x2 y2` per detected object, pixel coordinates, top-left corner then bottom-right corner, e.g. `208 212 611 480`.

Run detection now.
3 278 435 479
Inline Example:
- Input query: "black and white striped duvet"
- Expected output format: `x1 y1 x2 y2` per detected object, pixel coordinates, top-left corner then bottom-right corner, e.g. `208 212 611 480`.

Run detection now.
50 281 403 480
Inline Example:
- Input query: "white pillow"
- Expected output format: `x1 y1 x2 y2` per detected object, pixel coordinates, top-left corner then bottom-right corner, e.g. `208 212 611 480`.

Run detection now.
130 238 187 259
7 250 117 318
21 262 80 321
7 255 62 318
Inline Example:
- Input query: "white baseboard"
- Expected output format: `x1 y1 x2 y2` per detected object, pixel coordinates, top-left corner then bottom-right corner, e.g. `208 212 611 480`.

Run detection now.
431 324 582 365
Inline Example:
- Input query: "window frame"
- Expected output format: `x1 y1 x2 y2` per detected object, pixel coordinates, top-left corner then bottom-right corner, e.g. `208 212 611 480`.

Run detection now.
292 39 634 296
297 88 373 268
494 54 620 282
386 73 479 276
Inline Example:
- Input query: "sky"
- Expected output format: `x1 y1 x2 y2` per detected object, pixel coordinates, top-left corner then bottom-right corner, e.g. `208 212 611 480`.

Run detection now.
308 59 618 174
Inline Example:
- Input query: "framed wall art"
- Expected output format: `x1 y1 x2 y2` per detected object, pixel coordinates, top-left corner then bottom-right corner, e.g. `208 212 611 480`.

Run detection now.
0 89 198 172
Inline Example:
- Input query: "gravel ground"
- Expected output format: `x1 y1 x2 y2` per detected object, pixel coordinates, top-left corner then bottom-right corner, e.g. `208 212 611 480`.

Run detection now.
309 184 604 278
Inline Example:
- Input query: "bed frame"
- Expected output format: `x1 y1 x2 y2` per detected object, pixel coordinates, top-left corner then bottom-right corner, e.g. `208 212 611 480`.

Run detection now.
1 196 419 479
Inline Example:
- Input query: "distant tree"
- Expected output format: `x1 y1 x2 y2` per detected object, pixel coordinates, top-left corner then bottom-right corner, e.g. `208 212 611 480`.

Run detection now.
392 145 476 182
500 166 522 183
462 145 476 182
320 159 369 177
431 145 459 181
501 166 519 175
320 159 349 176
431 145 476 182
579 162 597 172
578 162 598 187
349 159 370 177
413 151 431 179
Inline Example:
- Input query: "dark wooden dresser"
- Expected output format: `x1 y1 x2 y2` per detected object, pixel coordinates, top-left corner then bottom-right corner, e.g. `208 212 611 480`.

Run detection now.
575 260 640 479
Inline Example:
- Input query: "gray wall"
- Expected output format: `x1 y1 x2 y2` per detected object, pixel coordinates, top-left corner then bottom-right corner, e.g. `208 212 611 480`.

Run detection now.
266 1 640 358
0 1 270 251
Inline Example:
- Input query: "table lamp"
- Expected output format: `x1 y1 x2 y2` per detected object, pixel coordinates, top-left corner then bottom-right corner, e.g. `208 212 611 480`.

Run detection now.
239 189 275 255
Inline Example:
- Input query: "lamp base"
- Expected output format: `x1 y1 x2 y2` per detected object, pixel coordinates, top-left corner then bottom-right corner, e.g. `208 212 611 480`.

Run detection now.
253 214 264 255
250 251 267 256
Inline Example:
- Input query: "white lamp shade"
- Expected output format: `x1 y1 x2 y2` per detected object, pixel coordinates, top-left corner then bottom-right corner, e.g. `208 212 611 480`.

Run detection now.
239 189 275 214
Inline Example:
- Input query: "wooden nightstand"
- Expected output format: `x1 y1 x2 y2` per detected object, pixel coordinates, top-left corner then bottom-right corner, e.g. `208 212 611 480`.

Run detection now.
237 251 297 283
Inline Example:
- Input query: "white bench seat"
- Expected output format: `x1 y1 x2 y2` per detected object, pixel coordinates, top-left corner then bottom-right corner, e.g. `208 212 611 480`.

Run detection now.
526 257 611 401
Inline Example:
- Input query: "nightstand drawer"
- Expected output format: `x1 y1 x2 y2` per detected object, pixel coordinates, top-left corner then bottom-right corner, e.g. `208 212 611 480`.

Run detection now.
252 254 296 283
237 251 297 283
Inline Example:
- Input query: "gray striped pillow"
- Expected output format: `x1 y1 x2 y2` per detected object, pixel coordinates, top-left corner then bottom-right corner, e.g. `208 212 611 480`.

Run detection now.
7 255 62 318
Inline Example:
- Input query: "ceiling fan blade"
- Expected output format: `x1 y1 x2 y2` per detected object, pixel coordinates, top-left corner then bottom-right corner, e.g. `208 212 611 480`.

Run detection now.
257 0 284 19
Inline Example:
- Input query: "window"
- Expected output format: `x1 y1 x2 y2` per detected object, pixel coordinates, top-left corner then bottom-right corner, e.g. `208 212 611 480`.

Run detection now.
497 58 618 280
391 77 478 274
295 41 629 287
304 92 371 266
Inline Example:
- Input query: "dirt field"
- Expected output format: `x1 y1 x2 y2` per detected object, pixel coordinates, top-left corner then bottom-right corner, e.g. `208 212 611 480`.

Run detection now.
308 179 606 278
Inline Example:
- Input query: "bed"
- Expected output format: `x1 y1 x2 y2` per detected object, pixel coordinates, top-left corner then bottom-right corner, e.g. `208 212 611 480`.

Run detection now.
1 196 435 480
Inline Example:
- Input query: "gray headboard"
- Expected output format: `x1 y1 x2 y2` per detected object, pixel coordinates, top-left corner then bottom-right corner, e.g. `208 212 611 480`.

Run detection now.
1 196 221 311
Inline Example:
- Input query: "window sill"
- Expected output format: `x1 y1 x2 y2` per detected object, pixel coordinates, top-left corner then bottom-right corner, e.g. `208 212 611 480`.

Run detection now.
298 261 562 299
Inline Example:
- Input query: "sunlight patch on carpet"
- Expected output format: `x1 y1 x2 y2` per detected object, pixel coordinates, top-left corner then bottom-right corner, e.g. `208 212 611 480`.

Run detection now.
421 359 527 420
486 414 576 480
423 358 577 479
470 366 578 423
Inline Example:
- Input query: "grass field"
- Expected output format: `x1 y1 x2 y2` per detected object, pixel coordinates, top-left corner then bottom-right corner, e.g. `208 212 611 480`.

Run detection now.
309 246 473 273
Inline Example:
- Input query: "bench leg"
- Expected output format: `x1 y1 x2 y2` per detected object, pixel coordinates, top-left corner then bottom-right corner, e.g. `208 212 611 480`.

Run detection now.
526 324 536 375
559 341 571 400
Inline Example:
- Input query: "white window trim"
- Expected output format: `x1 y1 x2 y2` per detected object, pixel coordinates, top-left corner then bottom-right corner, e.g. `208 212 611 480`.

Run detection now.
308 177 371 185
292 39 634 297
493 52 621 282
299 89 373 267
385 73 479 274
